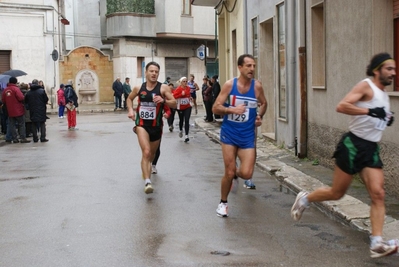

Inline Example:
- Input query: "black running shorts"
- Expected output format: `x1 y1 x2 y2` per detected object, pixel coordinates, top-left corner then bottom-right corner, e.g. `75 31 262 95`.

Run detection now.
333 132 383 175
139 126 163 142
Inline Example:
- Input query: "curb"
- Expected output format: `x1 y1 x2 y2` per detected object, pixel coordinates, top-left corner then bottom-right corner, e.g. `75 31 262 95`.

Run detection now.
47 108 117 115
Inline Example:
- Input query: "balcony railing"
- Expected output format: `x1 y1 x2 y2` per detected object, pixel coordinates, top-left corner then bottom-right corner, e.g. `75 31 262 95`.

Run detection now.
107 0 155 15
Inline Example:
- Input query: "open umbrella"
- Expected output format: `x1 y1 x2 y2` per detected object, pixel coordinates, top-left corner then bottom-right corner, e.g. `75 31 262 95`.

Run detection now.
0 74 11 84
1 69 27 77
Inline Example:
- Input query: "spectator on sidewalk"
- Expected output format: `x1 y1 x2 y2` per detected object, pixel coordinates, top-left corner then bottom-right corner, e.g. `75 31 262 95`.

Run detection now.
290 52 397 258
163 76 171 85
202 76 214 122
112 77 123 111
20 83 32 138
123 77 131 110
57 84 66 118
211 75 221 119
64 80 79 130
1 77 30 143
25 79 49 142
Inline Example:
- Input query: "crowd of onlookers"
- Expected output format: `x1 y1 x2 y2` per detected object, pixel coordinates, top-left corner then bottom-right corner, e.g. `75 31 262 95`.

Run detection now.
0 77 79 144
0 77 48 143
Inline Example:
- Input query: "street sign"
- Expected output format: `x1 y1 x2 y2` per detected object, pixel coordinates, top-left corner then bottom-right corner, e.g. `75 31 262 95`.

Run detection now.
51 49 58 61
196 45 207 61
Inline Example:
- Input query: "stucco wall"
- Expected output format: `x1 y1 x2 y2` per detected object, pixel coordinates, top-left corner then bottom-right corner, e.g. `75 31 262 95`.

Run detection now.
217 0 244 85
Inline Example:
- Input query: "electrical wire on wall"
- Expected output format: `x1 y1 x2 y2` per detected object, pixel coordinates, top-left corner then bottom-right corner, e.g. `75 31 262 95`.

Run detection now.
215 0 237 15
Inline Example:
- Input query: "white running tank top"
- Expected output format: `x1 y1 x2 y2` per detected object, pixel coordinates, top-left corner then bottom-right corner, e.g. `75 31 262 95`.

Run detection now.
348 78 390 142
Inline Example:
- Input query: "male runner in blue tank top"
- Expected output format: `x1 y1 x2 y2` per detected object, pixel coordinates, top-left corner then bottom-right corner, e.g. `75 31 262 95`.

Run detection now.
212 54 267 218
291 53 397 258
127 62 176 194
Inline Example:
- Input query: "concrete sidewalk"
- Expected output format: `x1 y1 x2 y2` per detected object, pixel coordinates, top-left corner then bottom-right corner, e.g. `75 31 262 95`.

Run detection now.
49 103 399 241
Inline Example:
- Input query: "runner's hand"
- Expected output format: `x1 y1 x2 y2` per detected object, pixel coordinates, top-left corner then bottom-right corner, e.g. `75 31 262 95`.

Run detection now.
128 110 135 120
368 107 386 120
234 104 246 114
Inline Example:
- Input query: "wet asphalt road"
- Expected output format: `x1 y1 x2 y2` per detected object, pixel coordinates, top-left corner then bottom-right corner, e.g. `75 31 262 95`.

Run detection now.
0 111 397 267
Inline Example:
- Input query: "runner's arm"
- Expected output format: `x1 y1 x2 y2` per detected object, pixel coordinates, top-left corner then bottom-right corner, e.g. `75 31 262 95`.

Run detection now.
212 79 246 115
127 86 139 120
336 81 372 116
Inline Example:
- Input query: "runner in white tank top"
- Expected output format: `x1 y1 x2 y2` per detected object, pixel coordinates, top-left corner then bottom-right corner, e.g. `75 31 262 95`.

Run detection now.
291 53 397 258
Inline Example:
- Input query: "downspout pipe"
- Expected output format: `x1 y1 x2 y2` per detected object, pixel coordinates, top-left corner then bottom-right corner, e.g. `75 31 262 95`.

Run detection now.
215 10 218 60
244 0 248 53
286 0 297 149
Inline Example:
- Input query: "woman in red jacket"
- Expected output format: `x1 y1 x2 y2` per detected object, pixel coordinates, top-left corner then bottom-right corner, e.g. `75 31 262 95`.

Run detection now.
173 77 192 142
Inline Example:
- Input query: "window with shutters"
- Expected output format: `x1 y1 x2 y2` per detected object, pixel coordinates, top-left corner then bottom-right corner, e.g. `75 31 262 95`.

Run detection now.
0 51 11 73
137 57 144 78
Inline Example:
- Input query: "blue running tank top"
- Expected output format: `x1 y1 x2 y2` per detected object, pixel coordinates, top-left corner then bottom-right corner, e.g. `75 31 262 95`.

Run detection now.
220 78 257 147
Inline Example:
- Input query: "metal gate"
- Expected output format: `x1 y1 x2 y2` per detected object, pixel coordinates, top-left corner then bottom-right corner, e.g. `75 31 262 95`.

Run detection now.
165 58 188 84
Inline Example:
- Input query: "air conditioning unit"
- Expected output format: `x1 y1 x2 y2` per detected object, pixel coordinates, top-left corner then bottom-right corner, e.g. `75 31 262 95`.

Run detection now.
191 0 222 7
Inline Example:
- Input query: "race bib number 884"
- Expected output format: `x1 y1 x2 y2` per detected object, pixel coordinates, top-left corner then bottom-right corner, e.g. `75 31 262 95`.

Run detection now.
139 106 156 120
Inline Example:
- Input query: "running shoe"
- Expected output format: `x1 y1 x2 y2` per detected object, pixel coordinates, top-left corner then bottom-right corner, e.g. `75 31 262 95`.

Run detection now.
291 191 309 221
184 135 189 142
179 131 183 138
243 179 256 189
370 241 398 258
216 203 228 217
151 165 157 174
169 125 173 132
230 176 239 193
144 183 154 194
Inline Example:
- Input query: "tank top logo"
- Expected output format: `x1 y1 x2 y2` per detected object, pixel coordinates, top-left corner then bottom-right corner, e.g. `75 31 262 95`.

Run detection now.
140 91 148 98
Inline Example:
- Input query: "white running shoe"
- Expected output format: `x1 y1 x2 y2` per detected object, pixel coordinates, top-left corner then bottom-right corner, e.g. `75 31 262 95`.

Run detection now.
370 241 398 258
151 165 157 174
144 183 154 194
216 203 228 217
291 191 309 221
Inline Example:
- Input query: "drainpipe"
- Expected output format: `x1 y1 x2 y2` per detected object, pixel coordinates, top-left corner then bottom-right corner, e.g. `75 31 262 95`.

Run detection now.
244 0 248 53
287 0 297 149
215 10 218 60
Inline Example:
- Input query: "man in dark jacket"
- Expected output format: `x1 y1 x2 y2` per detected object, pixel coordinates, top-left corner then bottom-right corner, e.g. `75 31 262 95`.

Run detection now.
112 77 123 111
64 80 79 130
25 79 49 142
211 75 221 119
122 77 131 110
1 77 30 143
